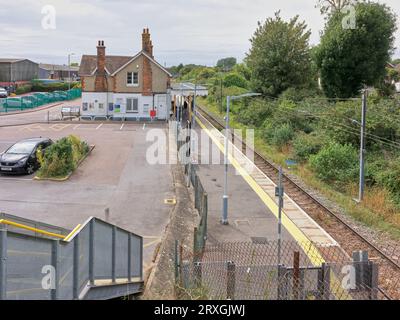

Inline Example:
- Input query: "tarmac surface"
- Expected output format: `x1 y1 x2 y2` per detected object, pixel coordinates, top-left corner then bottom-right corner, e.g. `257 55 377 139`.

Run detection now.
0 101 175 268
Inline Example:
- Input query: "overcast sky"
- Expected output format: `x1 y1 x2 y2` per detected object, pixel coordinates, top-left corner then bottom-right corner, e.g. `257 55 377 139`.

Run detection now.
0 0 399 67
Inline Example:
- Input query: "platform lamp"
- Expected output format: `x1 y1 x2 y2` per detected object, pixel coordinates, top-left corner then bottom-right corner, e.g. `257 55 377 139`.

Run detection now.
68 53 75 91
221 92 262 225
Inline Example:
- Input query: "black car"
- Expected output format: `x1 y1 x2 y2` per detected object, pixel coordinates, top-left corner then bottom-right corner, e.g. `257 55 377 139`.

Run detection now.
0 138 53 175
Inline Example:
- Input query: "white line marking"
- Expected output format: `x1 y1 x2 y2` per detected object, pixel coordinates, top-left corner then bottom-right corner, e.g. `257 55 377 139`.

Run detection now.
96 123 103 130
143 123 146 130
73 124 81 130
0 177 33 182
120 124 124 131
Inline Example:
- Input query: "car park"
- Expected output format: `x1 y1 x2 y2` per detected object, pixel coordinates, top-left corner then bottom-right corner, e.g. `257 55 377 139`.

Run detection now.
0 138 53 175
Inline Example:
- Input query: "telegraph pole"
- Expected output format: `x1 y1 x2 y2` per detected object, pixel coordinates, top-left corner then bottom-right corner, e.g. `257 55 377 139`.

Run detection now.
358 90 367 202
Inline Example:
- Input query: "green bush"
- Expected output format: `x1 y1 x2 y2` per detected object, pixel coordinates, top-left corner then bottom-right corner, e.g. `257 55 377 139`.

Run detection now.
37 135 89 178
309 142 359 185
375 159 400 204
292 133 323 161
31 81 79 92
272 123 294 149
236 99 274 127
262 122 294 149
16 85 32 95
223 73 249 89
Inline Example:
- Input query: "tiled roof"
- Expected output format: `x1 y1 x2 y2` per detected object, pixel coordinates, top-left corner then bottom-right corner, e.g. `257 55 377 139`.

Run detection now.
79 55 132 75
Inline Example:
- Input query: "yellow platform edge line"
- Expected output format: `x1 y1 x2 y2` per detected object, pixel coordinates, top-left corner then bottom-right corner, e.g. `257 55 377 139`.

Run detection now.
196 116 351 300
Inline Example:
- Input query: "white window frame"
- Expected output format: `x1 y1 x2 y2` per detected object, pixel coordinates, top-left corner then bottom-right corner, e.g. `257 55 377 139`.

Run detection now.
126 97 139 113
127 72 139 87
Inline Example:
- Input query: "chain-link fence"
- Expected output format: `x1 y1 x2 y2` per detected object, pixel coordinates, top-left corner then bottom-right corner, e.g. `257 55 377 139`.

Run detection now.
174 241 386 300
173 119 208 256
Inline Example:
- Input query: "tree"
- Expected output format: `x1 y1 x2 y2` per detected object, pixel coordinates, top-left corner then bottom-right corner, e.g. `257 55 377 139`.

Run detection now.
246 12 312 97
216 57 237 71
314 2 397 98
316 0 357 16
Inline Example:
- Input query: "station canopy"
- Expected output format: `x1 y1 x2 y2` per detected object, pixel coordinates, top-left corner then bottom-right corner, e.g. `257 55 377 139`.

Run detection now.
171 82 208 97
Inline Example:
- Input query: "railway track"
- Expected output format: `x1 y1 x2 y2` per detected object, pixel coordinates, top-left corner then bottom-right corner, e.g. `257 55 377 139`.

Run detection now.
195 105 400 300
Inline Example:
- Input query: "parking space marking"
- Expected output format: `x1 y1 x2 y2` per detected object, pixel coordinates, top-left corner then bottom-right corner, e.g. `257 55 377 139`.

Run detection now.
120 124 124 131
49 124 71 132
73 124 81 130
0 176 33 181
96 123 104 130
18 124 46 132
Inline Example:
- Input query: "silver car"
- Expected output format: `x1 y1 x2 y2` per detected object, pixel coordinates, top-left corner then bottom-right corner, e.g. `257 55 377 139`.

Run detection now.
0 87 8 98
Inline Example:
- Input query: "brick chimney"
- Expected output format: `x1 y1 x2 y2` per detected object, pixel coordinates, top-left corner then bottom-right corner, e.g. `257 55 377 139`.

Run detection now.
142 28 153 58
95 40 107 92
142 29 153 96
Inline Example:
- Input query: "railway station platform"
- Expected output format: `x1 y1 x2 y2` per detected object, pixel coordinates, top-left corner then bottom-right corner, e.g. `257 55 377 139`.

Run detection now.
192 111 338 247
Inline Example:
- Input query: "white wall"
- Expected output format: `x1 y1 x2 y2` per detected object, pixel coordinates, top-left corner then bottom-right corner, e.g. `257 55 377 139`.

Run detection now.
81 92 108 117
81 92 170 120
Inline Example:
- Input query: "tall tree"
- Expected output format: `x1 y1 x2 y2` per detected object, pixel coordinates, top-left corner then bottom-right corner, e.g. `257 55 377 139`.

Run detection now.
216 57 237 71
246 12 312 97
315 2 397 98
316 0 357 15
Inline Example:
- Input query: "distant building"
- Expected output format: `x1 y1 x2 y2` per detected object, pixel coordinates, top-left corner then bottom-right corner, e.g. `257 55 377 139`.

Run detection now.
386 62 400 93
79 28 172 120
39 64 79 81
0 59 38 91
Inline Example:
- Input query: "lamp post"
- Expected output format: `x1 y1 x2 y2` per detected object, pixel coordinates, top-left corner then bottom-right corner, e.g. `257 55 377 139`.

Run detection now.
68 53 75 91
221 92 261 225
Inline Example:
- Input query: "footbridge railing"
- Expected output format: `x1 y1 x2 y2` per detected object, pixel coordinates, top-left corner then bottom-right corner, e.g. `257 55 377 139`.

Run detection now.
0 215 143 300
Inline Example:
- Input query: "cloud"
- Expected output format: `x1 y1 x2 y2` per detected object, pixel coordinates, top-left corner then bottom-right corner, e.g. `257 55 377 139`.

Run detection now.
0 0 399 66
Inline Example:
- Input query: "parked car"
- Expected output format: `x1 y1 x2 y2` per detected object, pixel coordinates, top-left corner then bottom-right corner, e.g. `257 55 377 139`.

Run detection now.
0 87 8 98
0 138 53 175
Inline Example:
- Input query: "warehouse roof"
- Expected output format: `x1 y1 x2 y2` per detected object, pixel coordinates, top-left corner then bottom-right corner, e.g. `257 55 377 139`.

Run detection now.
39 63 79 72
0 58 28 63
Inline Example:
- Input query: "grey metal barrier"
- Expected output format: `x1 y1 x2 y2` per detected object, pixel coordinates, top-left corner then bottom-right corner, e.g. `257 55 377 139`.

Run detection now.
0 216 143 300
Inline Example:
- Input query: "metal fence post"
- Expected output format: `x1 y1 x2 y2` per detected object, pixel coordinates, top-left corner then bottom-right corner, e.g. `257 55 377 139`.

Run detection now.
127 234 132 282
201 193 208 249
174 240 180 284
193 227 199 256
73 235 80 299
293 251 300 300
353 250 369 291
89 219 95 285
0 228 7 300
194 262 202 289
317 263 331 300
369 261 379 300
139 236 143 280
323 263 331 300
51 240 60 300
277 265 287 300
194 175 199 210
226 261 236 300
112 226 116 283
